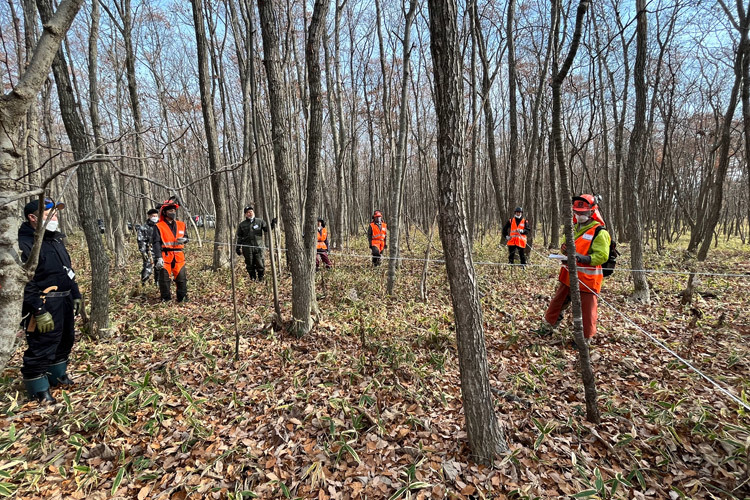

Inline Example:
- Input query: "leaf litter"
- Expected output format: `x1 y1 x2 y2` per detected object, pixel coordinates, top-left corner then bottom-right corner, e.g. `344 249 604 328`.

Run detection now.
0 234 748 499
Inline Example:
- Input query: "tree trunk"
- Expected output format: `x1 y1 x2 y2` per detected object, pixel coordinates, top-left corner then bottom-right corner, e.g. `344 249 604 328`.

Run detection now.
386 0 418 296
38 0 110 336
191 0 229 270
550 0 599 424
89 0 126 270
257 0 314 337
469 0 505 221
0 0 83 371
427 0 508 464
625 0 650 302
506 0 519 211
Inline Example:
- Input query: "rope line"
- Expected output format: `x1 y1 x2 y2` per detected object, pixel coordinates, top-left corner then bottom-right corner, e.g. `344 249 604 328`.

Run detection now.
156 238 750 410
526 245 750 412
200 240 750 278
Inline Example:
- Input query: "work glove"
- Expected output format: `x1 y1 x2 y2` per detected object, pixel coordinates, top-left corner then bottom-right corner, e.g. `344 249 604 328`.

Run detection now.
35 312 54 333
155 258 164 270
236 246 242 256
73 298 82 316
575 253 592 265
176 237 187 245
270 217 278 230
505 235 511 242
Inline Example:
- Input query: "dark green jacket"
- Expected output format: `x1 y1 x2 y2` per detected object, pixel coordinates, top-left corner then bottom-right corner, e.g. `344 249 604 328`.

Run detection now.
236 217 268 248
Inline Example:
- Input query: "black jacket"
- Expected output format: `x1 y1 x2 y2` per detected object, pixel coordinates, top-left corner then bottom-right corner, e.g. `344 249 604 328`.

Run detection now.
236 217 268 248
18 222 81 316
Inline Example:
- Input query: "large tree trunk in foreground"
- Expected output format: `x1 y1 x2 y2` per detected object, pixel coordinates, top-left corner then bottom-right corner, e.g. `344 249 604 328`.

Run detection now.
427 0 508 464
0 0 83 372
257 0 315 337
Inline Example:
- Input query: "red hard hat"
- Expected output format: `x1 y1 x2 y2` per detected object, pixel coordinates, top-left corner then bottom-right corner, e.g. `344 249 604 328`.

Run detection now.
572 194 596 211
373 210 382 218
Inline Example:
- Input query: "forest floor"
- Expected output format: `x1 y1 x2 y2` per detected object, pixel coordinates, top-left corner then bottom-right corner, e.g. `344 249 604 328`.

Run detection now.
1 230 749 499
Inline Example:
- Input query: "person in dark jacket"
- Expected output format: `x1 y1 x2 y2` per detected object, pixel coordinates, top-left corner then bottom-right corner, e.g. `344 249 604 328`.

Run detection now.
18 198 82 403
235 206 268 281
502 206 528 267
137 208 159 284
151 198 189 302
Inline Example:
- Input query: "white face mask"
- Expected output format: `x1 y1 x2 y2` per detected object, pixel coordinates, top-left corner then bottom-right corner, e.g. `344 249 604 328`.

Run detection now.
45 220 59 232
149 216 159 223
575 213 589 224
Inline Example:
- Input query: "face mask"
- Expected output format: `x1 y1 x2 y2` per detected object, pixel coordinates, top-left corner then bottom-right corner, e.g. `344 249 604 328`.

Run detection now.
149 216 158 223
165 211 176 220
575 214 589 224
515 214 522 219
45 220 59 232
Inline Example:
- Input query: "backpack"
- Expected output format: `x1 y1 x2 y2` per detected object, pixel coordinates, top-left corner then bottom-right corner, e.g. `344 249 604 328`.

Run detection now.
594 225 618 277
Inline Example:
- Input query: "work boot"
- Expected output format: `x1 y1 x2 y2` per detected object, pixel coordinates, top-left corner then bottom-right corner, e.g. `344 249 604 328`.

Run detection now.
48 360 74 387
257 270 265 281
24 375 56 404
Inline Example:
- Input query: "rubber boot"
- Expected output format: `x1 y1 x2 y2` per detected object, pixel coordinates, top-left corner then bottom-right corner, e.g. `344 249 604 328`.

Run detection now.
24 375 56 403
48 360 74 387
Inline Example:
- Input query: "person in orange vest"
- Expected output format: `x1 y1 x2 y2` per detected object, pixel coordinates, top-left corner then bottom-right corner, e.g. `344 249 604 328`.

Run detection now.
151 197 189 302
316 218 333 270
368 210 387 267
502 206 528 267
536 195 610 347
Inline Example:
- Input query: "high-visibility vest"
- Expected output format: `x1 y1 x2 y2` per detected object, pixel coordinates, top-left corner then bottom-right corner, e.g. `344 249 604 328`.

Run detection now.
157 220 186 276
508 218 527 248
317 227 328 251
370 222 387 252
559 224 604 294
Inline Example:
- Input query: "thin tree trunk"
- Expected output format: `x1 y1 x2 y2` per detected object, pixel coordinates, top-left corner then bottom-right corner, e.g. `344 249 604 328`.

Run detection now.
625 0 650 302
550 0 599 424
191 0 230 269
386 0 418 295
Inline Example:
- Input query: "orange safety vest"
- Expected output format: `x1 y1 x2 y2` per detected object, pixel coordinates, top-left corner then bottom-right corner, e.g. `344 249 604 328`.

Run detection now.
508 217 527 248
559 224 604 294
317 227 328 251
157 220 186 277
370 221 387 252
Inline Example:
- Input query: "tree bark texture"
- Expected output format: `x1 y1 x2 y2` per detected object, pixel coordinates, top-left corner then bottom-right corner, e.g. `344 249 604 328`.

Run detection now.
0 0 83 372
427 0 509 464
257 0 314 337
625 0 650 302
38 0 110 337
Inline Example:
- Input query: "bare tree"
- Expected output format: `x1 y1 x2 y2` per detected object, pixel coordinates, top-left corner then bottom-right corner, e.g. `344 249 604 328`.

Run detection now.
191 0 230 270
427 0 509 463
550 0 599 424
0 0 84 371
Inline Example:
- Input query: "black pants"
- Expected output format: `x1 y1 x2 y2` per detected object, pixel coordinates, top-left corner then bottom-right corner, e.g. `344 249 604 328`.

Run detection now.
371 245 382 267
22 294 75 378
508 245 527 265
159 267 187 301
242 247 265 280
